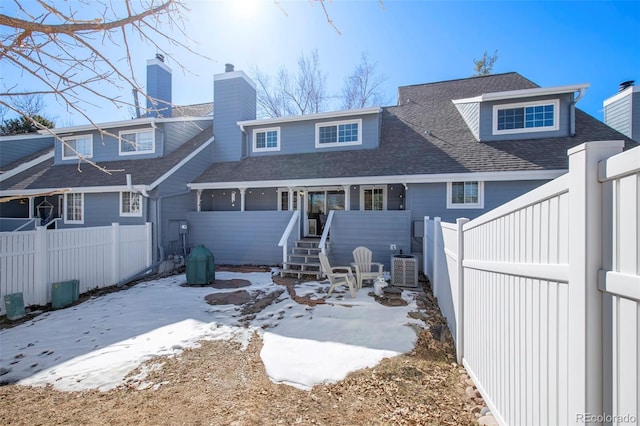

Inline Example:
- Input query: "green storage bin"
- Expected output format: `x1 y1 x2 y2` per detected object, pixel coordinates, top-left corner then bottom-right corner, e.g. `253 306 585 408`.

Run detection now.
51 280 79 309
4 293 26 320
186 245 215 285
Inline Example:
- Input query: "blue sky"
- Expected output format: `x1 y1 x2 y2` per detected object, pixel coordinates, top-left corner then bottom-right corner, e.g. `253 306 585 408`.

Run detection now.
4 0 639 126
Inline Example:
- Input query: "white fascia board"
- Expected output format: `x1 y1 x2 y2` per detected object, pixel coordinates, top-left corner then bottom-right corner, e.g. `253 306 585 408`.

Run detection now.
452 83 590 104
0 150 54 182
237 107 382 130
0 185 131 197
37 116 211 135
188 169 566 190
603 85 639 107
148 135 215 190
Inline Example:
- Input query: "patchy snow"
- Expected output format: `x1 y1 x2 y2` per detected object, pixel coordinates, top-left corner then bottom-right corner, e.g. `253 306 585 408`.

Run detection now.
0 272 424 392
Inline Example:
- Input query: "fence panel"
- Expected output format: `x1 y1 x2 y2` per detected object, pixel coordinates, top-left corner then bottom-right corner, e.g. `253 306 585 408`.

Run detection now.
0 224 152 313
118 223 152 281
599 147 640 424
462 177 571 425
0 230 39 306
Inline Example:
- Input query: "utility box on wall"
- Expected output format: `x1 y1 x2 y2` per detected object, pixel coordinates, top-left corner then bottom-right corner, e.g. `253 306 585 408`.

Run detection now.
51 280 79 309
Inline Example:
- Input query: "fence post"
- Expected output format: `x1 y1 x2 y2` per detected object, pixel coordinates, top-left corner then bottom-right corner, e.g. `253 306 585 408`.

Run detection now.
111 223 120 284
433 217 441 297
35 226 48 306
566 141 624 423
423 216 429 281
456 217 469 364
145 222 153 267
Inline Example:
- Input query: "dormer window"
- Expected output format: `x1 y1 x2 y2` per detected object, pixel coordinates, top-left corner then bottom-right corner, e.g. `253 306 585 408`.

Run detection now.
316 119 361 147
62 135 93 159
119 129 154 155
253 127 280 152
493 100 559 135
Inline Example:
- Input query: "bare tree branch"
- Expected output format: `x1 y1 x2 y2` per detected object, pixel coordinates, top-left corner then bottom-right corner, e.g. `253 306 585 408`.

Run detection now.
341 52 389 109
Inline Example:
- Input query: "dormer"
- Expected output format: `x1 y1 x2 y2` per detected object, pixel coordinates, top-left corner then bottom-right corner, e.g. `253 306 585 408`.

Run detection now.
237 107 382 157
453 83 589 142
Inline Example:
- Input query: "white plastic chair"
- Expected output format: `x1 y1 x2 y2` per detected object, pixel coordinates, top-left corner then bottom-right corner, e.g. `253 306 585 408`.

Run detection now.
318 252 357 298
352 246 384 289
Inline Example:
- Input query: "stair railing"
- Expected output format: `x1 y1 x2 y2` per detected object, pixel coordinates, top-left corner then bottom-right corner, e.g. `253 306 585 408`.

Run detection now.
318 210 335 255
278 210 300 266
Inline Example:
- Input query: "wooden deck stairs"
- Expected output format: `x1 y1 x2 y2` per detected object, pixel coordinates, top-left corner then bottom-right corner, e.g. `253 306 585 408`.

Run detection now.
280 238 328 279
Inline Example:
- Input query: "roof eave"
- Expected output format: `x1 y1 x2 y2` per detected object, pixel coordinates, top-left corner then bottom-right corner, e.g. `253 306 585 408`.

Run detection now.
453 83 591 104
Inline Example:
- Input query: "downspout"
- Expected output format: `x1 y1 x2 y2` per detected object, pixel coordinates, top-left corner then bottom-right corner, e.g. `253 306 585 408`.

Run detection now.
126 174 150 198
570 88 586 137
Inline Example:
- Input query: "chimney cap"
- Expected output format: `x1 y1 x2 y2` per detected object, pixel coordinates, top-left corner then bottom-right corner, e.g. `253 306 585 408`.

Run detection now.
156 53 165 62
619 80 635 92
225 63 235 73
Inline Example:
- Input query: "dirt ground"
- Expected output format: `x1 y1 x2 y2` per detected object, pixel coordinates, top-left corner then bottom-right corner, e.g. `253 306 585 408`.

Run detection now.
0 270 483 425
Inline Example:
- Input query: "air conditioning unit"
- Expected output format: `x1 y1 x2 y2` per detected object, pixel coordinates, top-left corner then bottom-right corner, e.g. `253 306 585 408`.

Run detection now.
391 255 418 288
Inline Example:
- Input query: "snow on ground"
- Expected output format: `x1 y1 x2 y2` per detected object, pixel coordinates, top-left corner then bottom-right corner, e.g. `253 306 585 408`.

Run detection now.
0 272 424 392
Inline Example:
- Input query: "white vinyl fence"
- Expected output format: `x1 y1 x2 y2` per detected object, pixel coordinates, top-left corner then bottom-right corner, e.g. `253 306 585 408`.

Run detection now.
424 141 639 425
0 223 152 314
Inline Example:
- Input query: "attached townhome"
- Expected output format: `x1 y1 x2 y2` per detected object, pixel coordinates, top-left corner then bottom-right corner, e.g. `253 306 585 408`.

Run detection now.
186 69 636 275
1 60 635 276
0 57 214 261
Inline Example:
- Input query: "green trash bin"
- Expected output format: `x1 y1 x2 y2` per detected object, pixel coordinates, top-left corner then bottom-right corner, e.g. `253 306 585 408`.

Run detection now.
51 280 79 309
4 293 26 320
186 245 215 285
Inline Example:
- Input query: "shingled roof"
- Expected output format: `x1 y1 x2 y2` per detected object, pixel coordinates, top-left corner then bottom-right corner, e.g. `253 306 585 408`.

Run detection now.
193 72 635 185
1 125 213 192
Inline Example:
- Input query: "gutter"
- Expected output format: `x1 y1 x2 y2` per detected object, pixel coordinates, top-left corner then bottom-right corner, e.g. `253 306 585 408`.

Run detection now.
570 87 587 137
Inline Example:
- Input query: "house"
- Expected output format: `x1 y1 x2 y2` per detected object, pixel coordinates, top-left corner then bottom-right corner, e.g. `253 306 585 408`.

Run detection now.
0 57 215 263
186 69 636 274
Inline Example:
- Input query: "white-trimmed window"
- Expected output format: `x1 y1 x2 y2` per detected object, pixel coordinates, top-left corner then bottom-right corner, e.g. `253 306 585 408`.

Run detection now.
493 99 559 135
64 193 84 223
120 192 142 217
315 119 362 148
360 185 386 211
253 127 280 152
447 181 484 209
119 129 154 155
62 135 93 159
278 189 298 211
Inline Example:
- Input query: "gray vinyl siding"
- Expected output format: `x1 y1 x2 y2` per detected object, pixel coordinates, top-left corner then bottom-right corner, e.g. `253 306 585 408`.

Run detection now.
213 73 256 163
0 136 53 168
198 188 280 211
406 180 549 252
187 211 293 265
159 192 196 256
454 102 480 140
633 92 640 141
605 95 632 138
163 120 212 154
146 61 172 118
57 192 147 229
155 141 214 196
328 210 411 269
54 126 162 164
406 180 549 223
245 189 278 210
245 113 381 157
478 94 573 141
